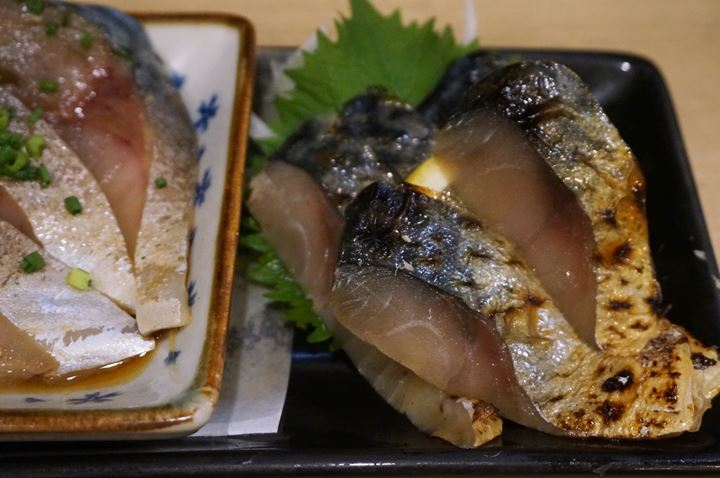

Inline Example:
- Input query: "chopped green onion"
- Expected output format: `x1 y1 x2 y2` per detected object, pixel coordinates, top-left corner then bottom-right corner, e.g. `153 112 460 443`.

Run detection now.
7 151 28 172
20 251 45 273
12 167 39 181
61 11 71 27
26 135 45 158
0 131 22 149
0 108 11 131
44 21 59 36
154 177 167 189
64 195 82 215
0 130 22 149
24 0 44 14
111 45 134 61
38 78 58 93
0 145 16 164
67 268 91 290
80 32 93 50
26 107 44 124
38 162 51 187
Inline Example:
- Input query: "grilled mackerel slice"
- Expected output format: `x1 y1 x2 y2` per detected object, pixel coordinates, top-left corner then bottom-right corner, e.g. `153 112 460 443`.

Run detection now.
333 181 720 438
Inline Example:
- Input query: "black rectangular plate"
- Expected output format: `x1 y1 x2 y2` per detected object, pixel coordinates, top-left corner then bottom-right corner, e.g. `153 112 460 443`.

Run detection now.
3 48 720 477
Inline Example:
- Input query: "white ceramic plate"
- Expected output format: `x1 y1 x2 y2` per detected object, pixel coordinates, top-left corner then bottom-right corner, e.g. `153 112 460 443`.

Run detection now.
0 13 254 439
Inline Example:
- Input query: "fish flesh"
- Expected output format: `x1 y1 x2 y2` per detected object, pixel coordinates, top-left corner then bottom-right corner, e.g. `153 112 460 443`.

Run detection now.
333 181 720 437
87 6 198 333
462 59 720 424
0 1 148 251
335 318 502 447
249 163 501 446
0 1 197 334
0 88 136 310
0 313 58 383
0 221 154 378
249 89 501 447
252 59 720 443
250 87 433 311
432 59 661 350
422 106 598 346
438 60 720 390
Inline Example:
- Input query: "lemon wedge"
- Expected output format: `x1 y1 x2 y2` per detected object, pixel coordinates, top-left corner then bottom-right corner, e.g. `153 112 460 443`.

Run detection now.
406 155 449 193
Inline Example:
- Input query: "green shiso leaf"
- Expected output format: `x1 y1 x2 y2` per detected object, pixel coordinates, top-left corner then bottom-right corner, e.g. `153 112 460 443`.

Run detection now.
243 0 475 344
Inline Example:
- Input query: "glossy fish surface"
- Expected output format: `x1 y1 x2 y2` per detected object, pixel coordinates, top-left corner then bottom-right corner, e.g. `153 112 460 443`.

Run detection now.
0 88 136 310
0 222 154 378
0 0 148 251
272 87 434 211
419 52 515 126
0 1 197 334
249 89 501 447
452 60 659 349
0 313 58 383
334 181 720 438
76 5 198 334
452 60 720 404
249 165 501 446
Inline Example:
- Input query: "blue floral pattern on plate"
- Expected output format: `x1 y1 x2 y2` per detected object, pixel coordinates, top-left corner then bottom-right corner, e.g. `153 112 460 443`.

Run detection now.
67 392 121 405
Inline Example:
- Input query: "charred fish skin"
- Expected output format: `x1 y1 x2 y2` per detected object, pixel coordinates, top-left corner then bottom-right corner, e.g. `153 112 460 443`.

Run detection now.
337 181 716 439
273 87 434 211
454 59 720 379
341 181 536 317
451 60 659 350
250 89 504 447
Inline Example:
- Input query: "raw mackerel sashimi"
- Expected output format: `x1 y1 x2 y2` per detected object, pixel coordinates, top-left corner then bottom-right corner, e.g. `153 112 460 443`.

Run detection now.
0 1 197 333
0 88 135 310
0 221 154 377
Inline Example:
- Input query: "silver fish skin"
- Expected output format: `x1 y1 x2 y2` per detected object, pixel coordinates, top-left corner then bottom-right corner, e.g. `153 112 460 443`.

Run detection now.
0 89 136 310
0 221 154 377
74 5 197 335
334 181 719 438
0 1 197 334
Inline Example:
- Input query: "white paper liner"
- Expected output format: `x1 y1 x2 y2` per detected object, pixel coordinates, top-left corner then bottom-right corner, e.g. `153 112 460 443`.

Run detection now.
193 280 293 436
